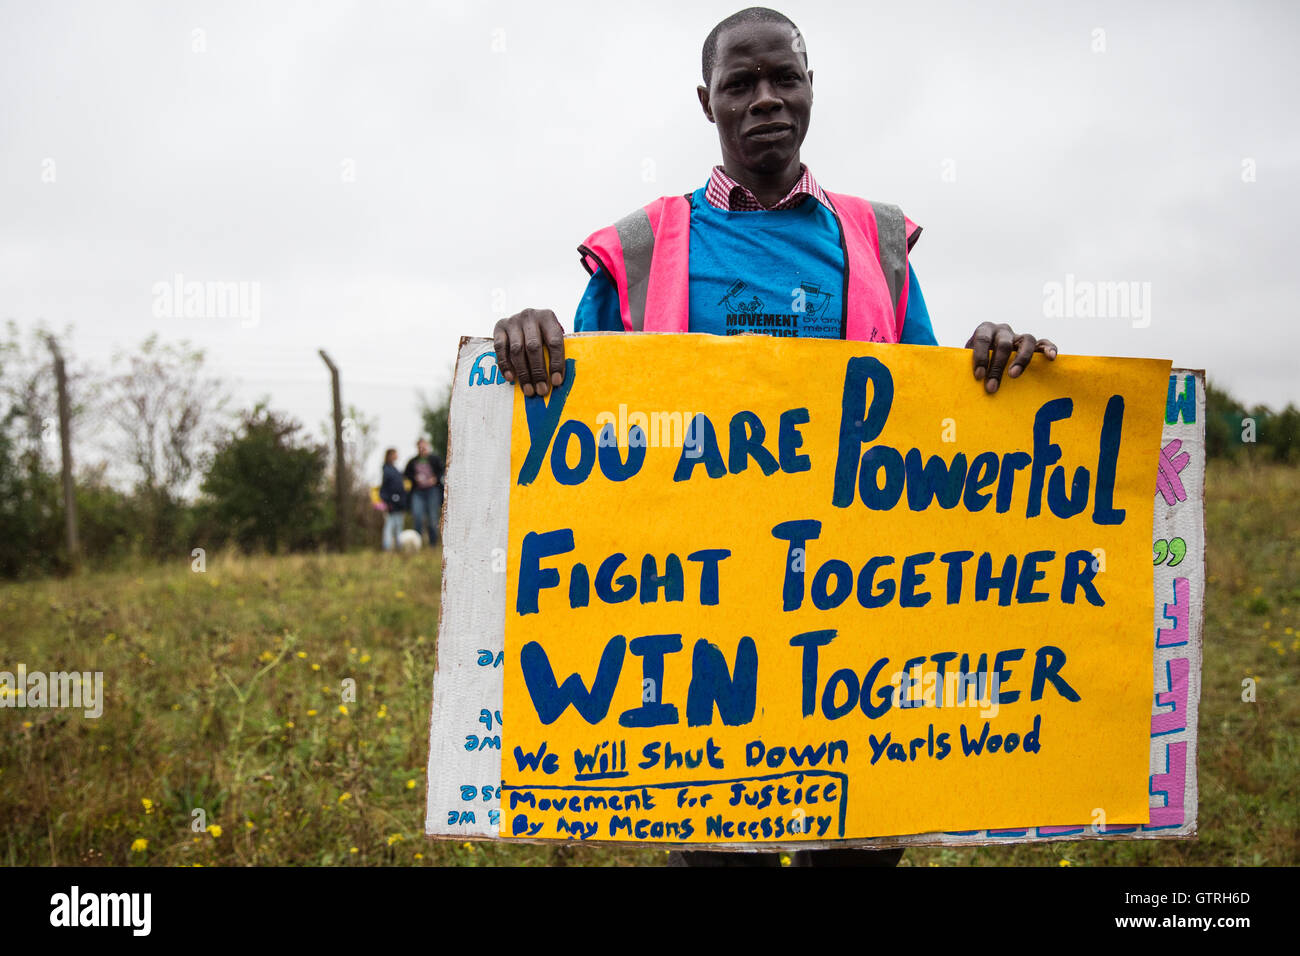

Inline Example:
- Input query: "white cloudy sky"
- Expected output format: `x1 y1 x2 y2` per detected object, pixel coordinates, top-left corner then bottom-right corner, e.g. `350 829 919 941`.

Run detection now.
2 0 1297 482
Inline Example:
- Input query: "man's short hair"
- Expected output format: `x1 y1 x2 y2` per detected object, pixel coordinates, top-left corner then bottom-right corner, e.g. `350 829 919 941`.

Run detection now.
701 7 806 86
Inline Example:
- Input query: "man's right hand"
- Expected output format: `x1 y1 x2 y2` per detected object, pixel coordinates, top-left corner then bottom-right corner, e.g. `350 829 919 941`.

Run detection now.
493 308 567 397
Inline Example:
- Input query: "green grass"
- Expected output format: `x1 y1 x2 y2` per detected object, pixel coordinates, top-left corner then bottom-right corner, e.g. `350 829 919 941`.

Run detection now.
1 462 1295 866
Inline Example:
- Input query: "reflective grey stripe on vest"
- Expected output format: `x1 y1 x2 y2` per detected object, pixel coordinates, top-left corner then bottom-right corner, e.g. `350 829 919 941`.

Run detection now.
618 200 905 330
869 201 907 316
614 207 654 331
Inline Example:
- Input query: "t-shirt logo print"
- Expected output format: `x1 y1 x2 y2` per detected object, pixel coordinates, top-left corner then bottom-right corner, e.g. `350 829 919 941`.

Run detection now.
795 281 834 318
718 279 764 314
413 461 435 488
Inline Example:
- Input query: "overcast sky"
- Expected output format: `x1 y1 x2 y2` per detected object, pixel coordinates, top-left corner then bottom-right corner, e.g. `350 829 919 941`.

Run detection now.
2 0 1297 482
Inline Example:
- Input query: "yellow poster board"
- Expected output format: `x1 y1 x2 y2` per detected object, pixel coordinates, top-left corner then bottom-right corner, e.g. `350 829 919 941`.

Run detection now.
500 334 1170 844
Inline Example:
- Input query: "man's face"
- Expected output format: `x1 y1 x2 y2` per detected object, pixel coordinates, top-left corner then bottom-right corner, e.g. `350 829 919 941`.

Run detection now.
418 440 430 456
698 21 813 176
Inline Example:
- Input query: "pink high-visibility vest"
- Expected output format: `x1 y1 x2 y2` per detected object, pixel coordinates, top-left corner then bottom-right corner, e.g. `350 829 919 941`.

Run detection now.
577 191 920 342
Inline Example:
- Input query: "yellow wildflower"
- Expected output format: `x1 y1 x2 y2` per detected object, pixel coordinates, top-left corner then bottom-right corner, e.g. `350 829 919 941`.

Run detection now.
141 798 154 814
131 838 148 853
208 824 222 838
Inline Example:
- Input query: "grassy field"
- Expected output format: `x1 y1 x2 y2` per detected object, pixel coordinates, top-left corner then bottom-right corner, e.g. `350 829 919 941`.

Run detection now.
1 462 1296 867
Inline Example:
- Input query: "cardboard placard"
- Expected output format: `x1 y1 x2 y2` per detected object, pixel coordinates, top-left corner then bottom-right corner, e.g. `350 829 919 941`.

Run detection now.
426 335 1203 850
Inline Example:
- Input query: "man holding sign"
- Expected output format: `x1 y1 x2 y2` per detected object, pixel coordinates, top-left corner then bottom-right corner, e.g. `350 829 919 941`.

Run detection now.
491 7 1060 866
493 7 1057 399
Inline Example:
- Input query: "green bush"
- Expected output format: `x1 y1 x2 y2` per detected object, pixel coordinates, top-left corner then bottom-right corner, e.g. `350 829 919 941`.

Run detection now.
0 433 61 579
198 404 331 554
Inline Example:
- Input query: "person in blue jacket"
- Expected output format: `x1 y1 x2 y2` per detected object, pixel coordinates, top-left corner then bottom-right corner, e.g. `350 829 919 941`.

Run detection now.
379 448 408 552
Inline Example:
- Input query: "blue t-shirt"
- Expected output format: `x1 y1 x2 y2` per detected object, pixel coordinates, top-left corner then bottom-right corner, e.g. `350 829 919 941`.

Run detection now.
573 187 937 345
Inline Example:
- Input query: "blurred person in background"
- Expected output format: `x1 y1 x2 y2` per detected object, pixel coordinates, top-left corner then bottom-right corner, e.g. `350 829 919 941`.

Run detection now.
379 447 408 552
404 437 444 547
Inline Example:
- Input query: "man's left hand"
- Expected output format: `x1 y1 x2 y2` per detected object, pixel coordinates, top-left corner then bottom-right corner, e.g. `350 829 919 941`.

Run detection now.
965 322 1058 394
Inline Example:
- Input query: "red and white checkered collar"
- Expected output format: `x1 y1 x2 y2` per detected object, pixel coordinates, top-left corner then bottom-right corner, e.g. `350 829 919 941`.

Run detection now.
704 164 831 212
